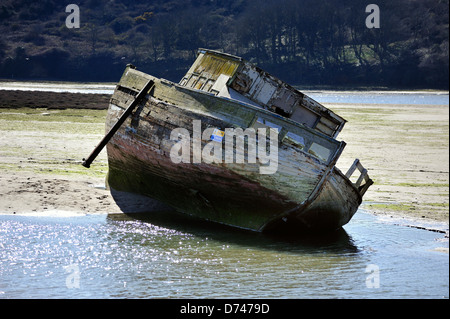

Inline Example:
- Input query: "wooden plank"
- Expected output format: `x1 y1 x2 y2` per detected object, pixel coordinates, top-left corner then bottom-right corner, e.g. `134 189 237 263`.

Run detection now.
82 79 154 168
345 158 360 178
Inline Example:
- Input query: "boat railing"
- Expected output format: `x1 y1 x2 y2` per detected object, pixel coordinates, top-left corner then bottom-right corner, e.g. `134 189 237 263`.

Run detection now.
345 159 373 196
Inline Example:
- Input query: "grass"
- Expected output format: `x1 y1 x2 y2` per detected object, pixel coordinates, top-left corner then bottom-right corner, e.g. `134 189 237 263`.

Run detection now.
36 163 108 178
393 182 449 188
367 203 416 212
424 203 449 208
0 107 106 117
0 108 106 134
0 107 109 179
367 202 449 211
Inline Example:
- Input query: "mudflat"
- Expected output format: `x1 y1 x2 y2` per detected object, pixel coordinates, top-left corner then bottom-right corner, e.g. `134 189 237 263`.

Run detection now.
0 89 110 109
0 90 448 232
327 101 449 229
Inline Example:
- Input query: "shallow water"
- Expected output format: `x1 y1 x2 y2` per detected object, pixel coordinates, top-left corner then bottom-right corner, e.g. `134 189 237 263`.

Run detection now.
306 91 449 105
0 210 447 299
1 81 448 105
0 81 115 94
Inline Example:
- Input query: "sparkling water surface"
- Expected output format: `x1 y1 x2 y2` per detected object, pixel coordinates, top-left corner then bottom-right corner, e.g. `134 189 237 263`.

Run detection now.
0 211 448 299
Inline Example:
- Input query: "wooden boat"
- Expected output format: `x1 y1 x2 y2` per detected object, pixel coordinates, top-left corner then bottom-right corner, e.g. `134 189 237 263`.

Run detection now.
83 49 373 233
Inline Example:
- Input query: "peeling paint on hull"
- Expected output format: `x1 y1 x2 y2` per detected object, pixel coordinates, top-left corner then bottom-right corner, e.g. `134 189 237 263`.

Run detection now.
103 59 372 233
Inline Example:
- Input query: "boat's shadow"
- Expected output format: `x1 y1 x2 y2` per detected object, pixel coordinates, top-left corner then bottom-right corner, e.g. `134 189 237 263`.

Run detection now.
107 189 359 254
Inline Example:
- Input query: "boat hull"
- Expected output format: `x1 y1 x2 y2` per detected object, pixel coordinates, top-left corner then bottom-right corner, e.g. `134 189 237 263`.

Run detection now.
104 68 366 233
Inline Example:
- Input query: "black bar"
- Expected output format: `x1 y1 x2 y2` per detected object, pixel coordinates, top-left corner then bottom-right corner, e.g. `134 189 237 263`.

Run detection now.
82 79 154 168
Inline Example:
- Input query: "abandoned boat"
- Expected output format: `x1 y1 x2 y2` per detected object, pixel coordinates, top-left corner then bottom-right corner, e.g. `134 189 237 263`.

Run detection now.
83 49 373 232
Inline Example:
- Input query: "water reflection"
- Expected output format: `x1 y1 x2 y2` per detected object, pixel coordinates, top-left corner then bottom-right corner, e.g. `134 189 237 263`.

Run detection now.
107 211 359 256
108 188 359 255
0 210 447 298
102 211 368 299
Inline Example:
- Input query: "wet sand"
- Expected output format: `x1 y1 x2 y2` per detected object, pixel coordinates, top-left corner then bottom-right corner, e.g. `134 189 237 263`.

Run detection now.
0 90 448 233
0 89 110 109
327 101 449 232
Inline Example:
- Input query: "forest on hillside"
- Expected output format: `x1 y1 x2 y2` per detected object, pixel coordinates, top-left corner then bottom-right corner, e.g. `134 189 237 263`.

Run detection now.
0 0 448 89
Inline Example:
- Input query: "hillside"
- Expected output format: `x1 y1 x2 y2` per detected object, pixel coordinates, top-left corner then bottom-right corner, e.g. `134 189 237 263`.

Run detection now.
0 0 448 88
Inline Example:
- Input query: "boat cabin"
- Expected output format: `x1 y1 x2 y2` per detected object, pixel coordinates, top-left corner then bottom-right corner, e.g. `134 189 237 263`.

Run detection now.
179 49 346 139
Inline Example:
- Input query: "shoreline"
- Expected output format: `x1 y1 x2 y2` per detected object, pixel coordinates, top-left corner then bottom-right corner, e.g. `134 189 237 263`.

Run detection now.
1 171 448 236
2 79 449 93
0 89 448 236
1 170 448 236
0 89 110 110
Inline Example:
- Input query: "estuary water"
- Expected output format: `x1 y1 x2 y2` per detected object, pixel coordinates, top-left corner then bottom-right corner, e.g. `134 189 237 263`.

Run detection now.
0 81 115 94
0 81 448 105
0 211 448 299
306 90 449 105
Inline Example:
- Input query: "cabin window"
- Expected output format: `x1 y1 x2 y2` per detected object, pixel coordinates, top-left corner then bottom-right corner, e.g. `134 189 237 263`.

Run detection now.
203 79 215 92
290 106 319 128
268 89 298 116
230 73 252 94
284 132 306 149
308 142 331 163
179 77 188 86
187 75 199 88
270 105 290 117
315 118 341 138
195 77 207 90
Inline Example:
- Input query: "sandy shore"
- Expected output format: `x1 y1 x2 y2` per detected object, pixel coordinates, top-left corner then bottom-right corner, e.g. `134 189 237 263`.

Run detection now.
328 101 449 233
0 90 448 234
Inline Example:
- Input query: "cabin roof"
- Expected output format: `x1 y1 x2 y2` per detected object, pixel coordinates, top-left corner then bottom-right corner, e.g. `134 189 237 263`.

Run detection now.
179 49 347 139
